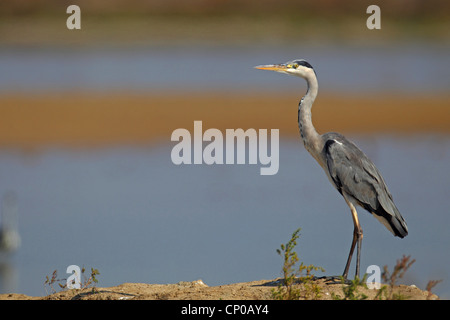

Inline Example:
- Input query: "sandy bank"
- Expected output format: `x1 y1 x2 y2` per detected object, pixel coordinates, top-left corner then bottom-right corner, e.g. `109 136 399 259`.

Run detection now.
0 92 449 149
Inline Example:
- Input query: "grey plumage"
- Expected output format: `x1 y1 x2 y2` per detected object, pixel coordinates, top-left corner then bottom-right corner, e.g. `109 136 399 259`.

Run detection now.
323 133 408 238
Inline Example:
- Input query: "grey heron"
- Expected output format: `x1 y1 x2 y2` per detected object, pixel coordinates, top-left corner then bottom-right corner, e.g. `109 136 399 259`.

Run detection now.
255 60 408 279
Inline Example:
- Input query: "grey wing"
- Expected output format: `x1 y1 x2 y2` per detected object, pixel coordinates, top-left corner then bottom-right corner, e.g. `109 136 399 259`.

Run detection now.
324 137 408 238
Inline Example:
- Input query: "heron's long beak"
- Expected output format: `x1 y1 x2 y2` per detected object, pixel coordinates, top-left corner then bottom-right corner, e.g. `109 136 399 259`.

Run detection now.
254 64 288 72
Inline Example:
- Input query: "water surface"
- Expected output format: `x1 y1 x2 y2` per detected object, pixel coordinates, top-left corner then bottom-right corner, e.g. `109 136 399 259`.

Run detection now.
1 44 448 93
0 136 449 298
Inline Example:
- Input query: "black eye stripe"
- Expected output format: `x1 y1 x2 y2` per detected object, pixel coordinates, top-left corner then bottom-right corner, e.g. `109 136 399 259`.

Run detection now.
292 60 314 69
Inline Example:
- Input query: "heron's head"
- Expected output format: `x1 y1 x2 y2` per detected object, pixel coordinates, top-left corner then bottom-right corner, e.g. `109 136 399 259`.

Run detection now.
254 59 316 79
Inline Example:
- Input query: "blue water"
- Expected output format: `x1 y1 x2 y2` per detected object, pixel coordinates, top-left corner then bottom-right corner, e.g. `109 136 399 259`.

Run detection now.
0 136 449 298
0 44 449 93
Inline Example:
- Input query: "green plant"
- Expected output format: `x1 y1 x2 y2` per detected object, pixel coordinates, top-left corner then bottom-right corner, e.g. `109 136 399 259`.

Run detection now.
44 270 64 295
80 266 100 290
332 275 368 300
44 266 100 295
298 261 325 300
271 228 324 300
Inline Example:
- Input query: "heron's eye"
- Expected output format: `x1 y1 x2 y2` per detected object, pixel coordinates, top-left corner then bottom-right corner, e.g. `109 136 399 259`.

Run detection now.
293 63 299 69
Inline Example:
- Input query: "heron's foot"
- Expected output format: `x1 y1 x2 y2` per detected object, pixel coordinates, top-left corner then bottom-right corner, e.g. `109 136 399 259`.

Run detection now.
315 275 352 285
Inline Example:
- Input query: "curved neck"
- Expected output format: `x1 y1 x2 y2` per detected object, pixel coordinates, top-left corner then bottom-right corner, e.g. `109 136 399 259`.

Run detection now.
298 72 321 155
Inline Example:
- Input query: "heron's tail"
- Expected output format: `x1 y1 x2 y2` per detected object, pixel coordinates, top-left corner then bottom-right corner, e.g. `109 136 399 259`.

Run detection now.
372 205 408 238
388 211 408 238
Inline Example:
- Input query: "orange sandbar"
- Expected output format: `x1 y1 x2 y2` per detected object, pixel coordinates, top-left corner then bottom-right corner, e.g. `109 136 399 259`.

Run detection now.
0 92 448 149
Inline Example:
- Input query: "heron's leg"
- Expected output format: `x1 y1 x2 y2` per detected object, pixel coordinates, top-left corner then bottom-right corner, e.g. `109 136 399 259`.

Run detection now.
342 201 363 279
342 227 358 279
355 226 363 278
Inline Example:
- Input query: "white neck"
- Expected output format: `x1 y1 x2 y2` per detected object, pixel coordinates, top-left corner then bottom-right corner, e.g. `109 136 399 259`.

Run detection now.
298 71 322 157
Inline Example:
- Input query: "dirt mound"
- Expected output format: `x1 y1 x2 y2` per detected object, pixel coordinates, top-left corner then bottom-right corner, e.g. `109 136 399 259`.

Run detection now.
0 278 438 300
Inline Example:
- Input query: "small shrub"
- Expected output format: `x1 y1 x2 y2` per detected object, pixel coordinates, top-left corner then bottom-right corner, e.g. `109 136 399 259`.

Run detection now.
425 279 442 300
44 266 100 295
332 275 368 300
271 228 324 300
375 255 415 300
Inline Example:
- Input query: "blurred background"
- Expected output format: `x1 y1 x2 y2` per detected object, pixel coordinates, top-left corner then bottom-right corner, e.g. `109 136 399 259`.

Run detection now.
0 0 449 298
